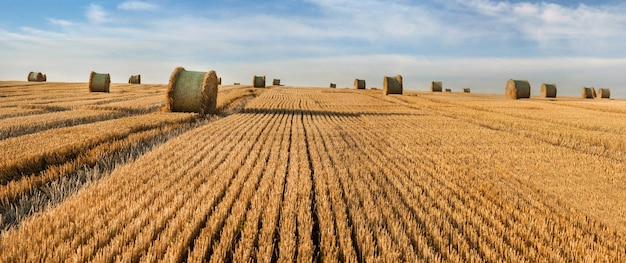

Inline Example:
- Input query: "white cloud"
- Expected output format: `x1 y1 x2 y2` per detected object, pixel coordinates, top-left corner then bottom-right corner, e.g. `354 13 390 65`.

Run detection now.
117 1 158 11
86 4 107 24
47 18 75 27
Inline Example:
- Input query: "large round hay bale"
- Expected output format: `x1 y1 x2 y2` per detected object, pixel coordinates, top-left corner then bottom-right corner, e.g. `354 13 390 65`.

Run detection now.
354 79 366 89
383 74 403 95
462 88 470 93
42 74 47 82
541 83 557 98
128 74 141 84
253 75 266 88
89 71 111 92
272 79 280 86
166 67 219 115
330 83 336 88
597 88 611 99
581 87 595 99
431 81 443 92
27 72 44 82
505 79 531 99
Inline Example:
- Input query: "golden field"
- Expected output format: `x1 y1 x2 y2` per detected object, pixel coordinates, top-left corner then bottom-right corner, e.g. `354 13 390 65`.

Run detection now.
0 81 625 262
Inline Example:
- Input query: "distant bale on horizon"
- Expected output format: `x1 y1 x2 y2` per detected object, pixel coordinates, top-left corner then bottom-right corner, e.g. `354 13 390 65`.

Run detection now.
27 72 45 82
166 66 218 115
444 88 452 92
89 71 111 93
431 81 443 92
597 88 611 99
582 87 596 99
273 79 280 86
253 75 266 88
128 74 141 84
383 75 403 95
330 83 336 88
540 83 557 98
506 79 531 99
354 79 366 89
462 88 470 93
42 74 47 82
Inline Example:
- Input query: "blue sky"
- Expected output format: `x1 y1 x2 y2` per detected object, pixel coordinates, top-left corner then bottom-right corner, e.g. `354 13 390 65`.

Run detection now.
1 0 626 97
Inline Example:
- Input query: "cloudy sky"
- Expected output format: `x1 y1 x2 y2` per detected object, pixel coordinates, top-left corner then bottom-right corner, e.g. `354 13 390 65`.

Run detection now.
1 0 626 97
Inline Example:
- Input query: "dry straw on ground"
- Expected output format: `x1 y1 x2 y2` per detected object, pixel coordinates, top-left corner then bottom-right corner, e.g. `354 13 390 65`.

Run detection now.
166 66 219 115
383 75 403 95
88 71 111 93
462 88 471 93
253 76 266 88
505 79 531 99
582 87 596 99
354 79 366 89
128 75 141 84
330 83 336 88
541 83 557 98
597 88 611 99
431 81 443 92
27 72 45 82
273 79 281 86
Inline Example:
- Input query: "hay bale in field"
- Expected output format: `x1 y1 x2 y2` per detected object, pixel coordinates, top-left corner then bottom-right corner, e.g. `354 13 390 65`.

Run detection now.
166 66 219 115
27 72 45 82
89 71 111 92
505 79 531 99
462 88 470 93
431 81 443 92
42 74 47 82
383 74 403 95
273 79 280 86
218 77 222 85
330 83 336 88
540 83 557 98
597 88 611 99
128 74 141 84
253 75 266 88
581 87 596 99
234 82 240 85
444 88 452 92
354 79 366 89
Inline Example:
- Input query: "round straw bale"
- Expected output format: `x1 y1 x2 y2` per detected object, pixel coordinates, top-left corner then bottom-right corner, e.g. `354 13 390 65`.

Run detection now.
27 72 44 82
462 88 470 93
597 88 611 99
218 77 222 85
89 71 111 92
540 83 557 98
330 83 336 88
581 87 595 99
42 74 47 82
166 67 219 115
273 79 280 86
354 79 366 89
234 82 240 85
505 79 531 99
431 81 443 92
128 74 141 84
444 88 452 92
383 74 403 95
253 75 266 88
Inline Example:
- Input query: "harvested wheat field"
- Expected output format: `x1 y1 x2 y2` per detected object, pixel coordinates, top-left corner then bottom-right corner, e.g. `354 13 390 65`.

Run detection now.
0 81 625 262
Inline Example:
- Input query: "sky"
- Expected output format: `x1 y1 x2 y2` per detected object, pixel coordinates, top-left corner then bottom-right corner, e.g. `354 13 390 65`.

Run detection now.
1 0 626 97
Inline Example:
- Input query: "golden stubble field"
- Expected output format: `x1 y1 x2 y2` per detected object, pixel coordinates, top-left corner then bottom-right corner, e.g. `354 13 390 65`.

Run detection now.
0 81 625 262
